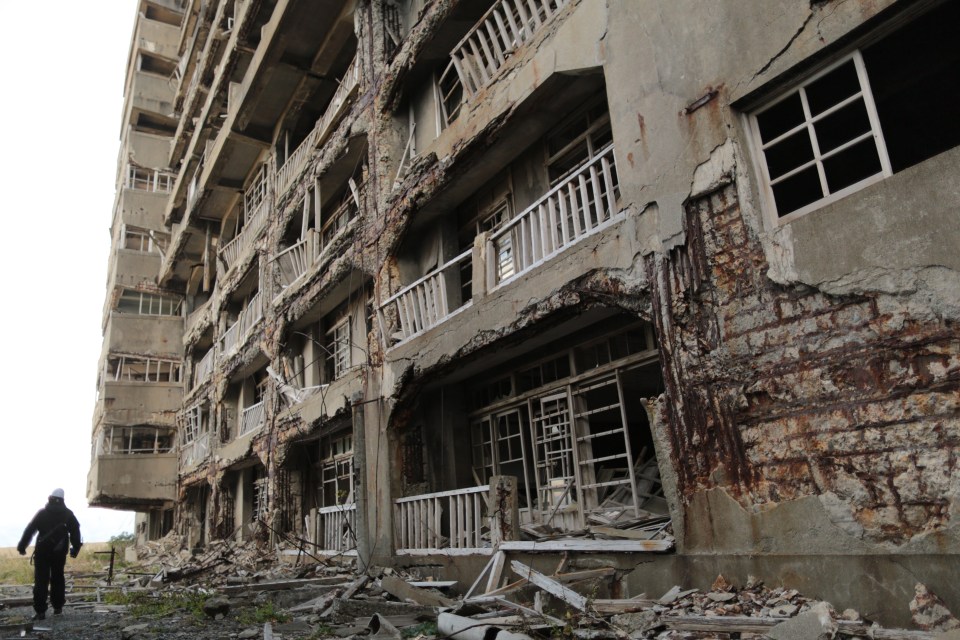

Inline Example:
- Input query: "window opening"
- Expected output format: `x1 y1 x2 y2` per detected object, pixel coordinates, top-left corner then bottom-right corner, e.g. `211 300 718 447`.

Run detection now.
320 432 354 506
546 100 612 186
107 356 182 383
116 289 183 316
749 1 960 220
324 309 352 381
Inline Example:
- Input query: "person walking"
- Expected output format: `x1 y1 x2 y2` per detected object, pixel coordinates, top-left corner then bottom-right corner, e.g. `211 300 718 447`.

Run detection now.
17 489 82 620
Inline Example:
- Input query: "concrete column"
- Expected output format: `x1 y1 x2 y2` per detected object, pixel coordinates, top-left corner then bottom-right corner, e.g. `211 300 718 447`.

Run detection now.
351 390 371 573
472 231 490 300
488 475 520 547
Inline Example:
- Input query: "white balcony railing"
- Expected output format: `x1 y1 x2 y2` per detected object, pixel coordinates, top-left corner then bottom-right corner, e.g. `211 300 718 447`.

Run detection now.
219 291 263 360
220 179 272 275
274 231 318 292
451 0 568 96
240 400 265 436
395 485 490 554
276 56 361 197
239 291 263 335
379 249 473 344
489 144 620 289
315 503 357 553
193 349 215 389
181 432 211 467
219 318 242 357
126 166 175 193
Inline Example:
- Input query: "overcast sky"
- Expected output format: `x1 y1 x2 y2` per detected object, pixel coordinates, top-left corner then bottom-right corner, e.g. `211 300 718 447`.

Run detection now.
0 1 140 545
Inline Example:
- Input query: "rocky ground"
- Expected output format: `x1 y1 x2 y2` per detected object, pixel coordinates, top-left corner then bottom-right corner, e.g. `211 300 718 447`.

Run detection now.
1 534 957 640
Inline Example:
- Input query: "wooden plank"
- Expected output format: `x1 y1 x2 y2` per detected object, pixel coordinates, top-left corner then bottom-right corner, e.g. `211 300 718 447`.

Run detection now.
485 550 506 593
553 567 616 583
661 615 940 639
380 574 456 608
509 560 587 611
464 553 497 599
500 539 672 552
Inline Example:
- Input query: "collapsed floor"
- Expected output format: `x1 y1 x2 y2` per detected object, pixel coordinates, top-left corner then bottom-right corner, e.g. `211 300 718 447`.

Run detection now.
2 532 957 639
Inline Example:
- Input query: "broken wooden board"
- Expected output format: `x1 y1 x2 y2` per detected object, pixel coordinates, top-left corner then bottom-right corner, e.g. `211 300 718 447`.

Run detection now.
380 574 456 608
661 615 940 639
500 539 672 552
219 577 346 594
509 560 588 611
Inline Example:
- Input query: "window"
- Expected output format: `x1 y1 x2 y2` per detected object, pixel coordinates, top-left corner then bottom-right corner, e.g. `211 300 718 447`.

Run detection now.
749 2 960 220
321 433 354 505
106 356 182 383
116 289 182 316
101 426 175 455
126 166 174 192
546 100 612 186
325 315 351 381
122 225 169 253
437 60 463 129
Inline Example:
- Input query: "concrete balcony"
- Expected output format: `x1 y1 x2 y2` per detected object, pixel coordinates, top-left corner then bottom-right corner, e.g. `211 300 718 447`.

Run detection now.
101 313 183 358
95 381 182 429
88 452 177 510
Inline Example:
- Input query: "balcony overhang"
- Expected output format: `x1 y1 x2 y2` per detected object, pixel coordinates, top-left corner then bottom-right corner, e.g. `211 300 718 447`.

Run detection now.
405 71 605 233
87 453 178 511
160 0 358 286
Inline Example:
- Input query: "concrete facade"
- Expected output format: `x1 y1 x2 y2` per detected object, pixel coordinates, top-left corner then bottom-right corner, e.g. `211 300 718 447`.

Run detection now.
90 0 959 625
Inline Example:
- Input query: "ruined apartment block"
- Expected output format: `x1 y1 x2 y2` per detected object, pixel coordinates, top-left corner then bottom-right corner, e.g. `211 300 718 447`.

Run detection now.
89 0 959 624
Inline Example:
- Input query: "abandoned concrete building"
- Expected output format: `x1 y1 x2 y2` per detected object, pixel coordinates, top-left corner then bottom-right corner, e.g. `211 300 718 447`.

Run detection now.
88 0 959 624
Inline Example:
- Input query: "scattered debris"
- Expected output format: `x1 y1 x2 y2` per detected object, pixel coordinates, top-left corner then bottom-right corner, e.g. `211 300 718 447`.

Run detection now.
910 583 960 632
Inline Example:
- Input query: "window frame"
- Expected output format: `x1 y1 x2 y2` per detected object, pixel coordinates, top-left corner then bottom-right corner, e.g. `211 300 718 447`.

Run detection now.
747 50 893 225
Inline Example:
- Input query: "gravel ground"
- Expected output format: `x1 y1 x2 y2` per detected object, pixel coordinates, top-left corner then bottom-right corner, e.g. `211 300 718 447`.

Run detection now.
2 602 315 640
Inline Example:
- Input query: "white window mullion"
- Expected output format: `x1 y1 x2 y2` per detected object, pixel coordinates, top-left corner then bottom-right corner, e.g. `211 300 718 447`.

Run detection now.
853 49 893 177
798 87 830 199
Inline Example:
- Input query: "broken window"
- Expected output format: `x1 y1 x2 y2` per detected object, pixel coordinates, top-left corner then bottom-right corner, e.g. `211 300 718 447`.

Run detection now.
320 162 366 250
325 314 352 381
465 321 663 529
116 289 182 316
106 355 182 383
546 99 612 186
382 0 403 59
320 432 354 506
437 60 463 128
748 1 960 220
125 166 174 192
100 426 175 455
122 225 169 253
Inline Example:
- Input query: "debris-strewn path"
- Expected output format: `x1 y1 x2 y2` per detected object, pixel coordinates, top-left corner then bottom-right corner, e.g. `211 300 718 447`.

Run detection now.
1 533 955 639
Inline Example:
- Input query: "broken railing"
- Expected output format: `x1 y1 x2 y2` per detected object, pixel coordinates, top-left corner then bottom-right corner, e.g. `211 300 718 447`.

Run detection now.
451 0 568 96
488 144 620 289
378 249 473 344
193 348 215 388
274 231 319 292
394 485 490 555
181 432 211 467
219 291 263 359
240 400 265 436
276 56 360 197
313 503 357 554
220 175 273 275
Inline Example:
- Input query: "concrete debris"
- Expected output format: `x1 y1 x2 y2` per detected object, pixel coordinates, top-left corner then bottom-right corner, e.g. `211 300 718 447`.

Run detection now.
3 547 949 640
911 584 960 632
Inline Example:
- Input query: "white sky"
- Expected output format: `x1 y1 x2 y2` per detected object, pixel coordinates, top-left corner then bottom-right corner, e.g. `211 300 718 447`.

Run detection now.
0 1 141 545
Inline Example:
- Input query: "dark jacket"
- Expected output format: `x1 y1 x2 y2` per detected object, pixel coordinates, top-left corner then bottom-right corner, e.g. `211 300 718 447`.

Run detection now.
17 499 82 557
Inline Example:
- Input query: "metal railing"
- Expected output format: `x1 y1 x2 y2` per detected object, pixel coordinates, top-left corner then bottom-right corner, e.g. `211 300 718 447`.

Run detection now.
239 400 265 436
394 485 490 553
488 144 619 289
451 0 568 96
274 231 319 292
219 291 263 359
193 348 215 389
276 56 361 196
316 503 357 553
181 432 211 467
379 249 473 344
126 166 175 192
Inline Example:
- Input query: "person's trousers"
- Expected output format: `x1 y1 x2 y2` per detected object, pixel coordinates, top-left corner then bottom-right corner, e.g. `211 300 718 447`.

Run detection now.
33 552 67 613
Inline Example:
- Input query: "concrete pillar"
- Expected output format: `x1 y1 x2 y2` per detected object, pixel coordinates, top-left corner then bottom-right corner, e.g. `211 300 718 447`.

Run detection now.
488 475 520 547
351 390 371 573
472 231 490 300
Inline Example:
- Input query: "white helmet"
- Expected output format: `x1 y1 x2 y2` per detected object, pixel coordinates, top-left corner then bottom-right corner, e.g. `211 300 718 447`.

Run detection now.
50 488 65 499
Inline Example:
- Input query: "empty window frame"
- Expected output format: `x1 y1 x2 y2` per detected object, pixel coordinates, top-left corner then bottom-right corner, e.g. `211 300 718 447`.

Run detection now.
437 60 464 129
107 356 182 383
748 2 960 220
122 225 169 253
320 165 365 249
325 315 352 381
546 99 612 186
320 432 354 506
244 164 269 221
116 289 183 316
126 166 174 192
102 426 175 455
